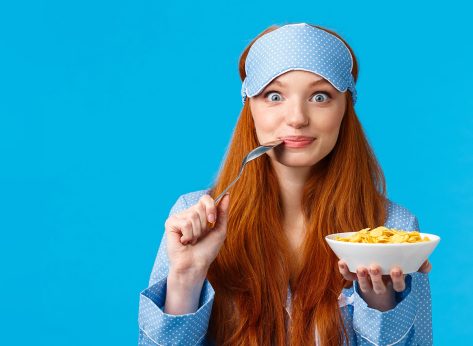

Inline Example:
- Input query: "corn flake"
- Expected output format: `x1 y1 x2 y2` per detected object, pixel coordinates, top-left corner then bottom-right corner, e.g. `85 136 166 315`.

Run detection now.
335 227 430 243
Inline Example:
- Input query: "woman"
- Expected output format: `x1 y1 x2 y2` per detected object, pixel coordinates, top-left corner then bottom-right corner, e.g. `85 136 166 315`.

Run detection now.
138 22 433 345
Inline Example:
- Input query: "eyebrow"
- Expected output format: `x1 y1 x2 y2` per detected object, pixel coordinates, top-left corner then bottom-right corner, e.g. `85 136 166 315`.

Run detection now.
268 79 331 88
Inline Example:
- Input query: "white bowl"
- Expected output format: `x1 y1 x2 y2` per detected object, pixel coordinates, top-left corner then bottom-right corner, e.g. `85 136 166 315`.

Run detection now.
325 232 440 275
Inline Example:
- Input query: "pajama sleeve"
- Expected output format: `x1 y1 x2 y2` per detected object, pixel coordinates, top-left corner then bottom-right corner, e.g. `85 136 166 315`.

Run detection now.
138 194 215 346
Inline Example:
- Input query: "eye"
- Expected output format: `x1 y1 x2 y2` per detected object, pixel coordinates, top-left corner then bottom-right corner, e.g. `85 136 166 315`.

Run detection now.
264 91 283 102
311 91 332 103
263 90 333 103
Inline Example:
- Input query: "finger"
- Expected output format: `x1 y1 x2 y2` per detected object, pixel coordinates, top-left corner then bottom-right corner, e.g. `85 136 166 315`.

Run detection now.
180 217 195 245
214 193 230 229
192 201 209 236
369 264 386 294
390 267 406 292
188 210 203 245
200 194 218 224
356 266 371 293
338 260 357 281
169 216 194 245
418 259 432 273
418 260 428 271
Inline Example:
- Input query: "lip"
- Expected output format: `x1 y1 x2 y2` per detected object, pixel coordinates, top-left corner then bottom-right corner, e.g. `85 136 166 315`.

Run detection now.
278 136 316 148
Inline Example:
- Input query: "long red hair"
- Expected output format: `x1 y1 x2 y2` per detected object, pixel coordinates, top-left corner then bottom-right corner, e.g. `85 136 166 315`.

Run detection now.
206 23 388 345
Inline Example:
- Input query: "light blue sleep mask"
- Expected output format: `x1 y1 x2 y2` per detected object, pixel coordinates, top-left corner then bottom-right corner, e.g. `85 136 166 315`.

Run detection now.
241 22 357 105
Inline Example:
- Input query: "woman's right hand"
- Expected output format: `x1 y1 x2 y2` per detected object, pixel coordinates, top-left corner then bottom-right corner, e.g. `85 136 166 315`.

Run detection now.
165 193 231 276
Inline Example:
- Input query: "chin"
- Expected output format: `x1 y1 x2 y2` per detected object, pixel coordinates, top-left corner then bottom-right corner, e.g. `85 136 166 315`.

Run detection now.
269 147 326 166
274 156 321 167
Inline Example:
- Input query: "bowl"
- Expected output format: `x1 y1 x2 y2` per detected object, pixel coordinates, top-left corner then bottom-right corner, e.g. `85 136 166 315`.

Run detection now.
325 232 440 275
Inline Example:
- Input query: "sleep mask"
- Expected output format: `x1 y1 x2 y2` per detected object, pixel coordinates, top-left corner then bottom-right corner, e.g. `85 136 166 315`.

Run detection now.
241 23 357 105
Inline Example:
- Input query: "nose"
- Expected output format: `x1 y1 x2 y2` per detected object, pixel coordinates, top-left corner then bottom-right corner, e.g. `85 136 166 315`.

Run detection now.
286 101 309 128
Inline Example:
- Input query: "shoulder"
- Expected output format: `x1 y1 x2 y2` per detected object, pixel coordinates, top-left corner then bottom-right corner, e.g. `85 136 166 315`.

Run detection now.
168 188 212 216
179 187 212 206
384 198 420 231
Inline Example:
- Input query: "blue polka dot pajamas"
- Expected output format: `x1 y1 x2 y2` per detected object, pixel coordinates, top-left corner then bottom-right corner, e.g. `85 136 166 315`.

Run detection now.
138 189 433 345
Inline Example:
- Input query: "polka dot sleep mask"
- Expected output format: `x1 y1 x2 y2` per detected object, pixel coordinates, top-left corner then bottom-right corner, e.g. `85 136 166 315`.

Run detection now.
241 22 357 105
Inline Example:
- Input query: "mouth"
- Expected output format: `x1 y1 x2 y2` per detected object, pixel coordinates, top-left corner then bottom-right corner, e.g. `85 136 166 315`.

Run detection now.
278 136 316 148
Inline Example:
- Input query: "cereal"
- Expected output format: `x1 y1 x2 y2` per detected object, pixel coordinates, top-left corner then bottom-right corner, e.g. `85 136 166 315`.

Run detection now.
335 227 431 243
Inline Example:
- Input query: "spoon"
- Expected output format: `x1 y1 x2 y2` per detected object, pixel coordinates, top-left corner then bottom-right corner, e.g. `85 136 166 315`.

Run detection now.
208 139 284 229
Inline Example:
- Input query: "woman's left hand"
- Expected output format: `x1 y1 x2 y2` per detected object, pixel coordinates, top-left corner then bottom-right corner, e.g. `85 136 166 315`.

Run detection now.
337 259 432 311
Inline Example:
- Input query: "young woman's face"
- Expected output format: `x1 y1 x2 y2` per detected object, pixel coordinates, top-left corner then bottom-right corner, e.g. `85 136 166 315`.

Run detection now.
249 70 347 168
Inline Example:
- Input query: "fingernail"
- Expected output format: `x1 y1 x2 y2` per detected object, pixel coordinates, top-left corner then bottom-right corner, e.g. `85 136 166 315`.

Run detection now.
371 268 379 275
393 271 401 277
208 214 215 223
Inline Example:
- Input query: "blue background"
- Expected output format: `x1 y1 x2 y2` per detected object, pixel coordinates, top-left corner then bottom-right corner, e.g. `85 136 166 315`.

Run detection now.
1 0 471 344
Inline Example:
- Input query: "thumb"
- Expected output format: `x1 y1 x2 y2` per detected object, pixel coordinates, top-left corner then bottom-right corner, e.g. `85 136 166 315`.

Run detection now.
214 193 230 229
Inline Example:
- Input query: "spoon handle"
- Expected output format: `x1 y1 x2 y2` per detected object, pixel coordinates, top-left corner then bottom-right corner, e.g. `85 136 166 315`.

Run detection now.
208 139 283 229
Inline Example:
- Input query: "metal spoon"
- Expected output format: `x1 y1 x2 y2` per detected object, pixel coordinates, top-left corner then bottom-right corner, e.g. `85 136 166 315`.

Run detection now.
213 139 284 206
207 139 283 229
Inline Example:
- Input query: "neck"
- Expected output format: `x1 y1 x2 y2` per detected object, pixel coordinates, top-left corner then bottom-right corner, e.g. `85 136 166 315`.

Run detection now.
271 161 311 224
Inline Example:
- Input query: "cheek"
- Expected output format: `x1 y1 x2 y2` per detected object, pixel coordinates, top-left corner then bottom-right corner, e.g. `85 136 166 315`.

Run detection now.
251 107 281 133
315 114 344 150
315 97 346 132
316 112 344 133
253 116 278 133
